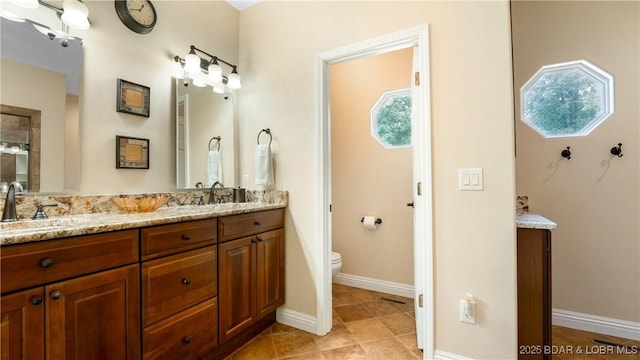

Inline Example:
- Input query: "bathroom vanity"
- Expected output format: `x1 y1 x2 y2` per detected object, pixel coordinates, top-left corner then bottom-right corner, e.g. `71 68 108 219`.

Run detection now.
0 200 286 360
516 213 556 360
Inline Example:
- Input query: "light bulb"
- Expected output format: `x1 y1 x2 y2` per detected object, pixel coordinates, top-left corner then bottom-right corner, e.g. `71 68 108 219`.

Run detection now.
184 53 201 73
227 72 241 90
208 63 222 83
61 0 90 30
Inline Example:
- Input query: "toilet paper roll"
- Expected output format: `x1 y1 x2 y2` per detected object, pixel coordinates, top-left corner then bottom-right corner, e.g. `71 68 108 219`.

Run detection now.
362 216 378 230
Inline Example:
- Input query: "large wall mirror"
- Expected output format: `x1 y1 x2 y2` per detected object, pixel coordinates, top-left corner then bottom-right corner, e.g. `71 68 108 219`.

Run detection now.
175 78 236 189
0 15 82 193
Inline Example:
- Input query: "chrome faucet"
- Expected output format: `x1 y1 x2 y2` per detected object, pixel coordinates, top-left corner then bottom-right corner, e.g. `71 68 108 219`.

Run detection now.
208 181 224 204
2 181 24 222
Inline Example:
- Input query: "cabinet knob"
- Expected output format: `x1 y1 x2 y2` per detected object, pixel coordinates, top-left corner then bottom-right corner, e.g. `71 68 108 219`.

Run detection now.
253 221 261 226
255 236 263 242
182 278 191 285
251 238 258 244
31 296 43 306
181 234 191 241
183 336 191 344
50 291 62 300
40 258 54 268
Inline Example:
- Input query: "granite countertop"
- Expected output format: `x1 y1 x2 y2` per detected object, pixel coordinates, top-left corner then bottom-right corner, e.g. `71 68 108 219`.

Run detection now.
0 202 286 246
516 213 557 230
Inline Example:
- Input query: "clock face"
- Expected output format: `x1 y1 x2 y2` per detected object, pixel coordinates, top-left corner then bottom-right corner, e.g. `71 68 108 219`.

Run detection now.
126 0 154 26
115 0 156 34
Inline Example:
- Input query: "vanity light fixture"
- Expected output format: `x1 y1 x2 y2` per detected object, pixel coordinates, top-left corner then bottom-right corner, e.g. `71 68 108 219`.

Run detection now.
174 45 242 95
59 0 90 30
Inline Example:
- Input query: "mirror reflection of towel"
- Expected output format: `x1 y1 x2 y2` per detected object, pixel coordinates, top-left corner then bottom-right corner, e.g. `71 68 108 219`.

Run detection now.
207 150 223 186
255 144 274 186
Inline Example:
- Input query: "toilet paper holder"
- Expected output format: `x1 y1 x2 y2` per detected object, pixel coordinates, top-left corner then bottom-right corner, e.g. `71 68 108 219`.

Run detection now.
361 217 382 225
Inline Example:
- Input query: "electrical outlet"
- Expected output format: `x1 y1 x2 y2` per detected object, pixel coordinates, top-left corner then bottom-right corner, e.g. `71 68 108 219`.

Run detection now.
459 299 476 324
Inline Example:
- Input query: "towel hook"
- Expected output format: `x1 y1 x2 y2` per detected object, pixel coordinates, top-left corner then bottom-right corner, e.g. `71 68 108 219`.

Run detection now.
610 143 623 158
561 146 572 160
208 136 221 151
257 128 272 145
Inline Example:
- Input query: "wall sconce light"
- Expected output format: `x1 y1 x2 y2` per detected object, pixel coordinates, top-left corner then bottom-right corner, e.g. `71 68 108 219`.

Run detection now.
174 45 242 94
3 0 90 46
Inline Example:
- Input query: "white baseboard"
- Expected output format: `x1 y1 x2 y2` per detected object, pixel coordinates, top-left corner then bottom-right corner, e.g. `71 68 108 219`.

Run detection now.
333 272 414 298
434 349 472 360
553 308 640 341
276 307 317 334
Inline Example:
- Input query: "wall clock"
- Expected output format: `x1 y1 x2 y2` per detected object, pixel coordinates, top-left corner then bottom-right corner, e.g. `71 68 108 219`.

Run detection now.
114 0 157 34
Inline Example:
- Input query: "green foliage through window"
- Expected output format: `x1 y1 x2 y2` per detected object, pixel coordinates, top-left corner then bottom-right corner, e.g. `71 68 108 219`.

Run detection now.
521 60 613 138
371 90 412 148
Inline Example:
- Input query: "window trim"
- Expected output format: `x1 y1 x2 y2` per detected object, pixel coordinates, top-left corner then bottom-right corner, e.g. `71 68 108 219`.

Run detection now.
520 59 614 138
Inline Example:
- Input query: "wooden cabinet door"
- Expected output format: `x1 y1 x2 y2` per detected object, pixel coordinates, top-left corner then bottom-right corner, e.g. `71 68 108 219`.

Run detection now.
256 229 285 320
218 237 256 344
46 264 141 360
517 228 552 360
1 288 45 360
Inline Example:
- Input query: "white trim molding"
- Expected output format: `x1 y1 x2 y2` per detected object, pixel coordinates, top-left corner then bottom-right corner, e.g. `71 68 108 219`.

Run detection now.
333 273 414 299
434 349 472 360
553 308 640 341
276 308 317 335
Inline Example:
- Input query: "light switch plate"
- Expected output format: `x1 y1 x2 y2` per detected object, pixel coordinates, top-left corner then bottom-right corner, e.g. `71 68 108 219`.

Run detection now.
458 168 483 191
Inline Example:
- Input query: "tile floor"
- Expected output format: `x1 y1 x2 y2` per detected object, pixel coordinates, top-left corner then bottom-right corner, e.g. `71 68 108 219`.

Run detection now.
226 283 421 359
227 284 640 360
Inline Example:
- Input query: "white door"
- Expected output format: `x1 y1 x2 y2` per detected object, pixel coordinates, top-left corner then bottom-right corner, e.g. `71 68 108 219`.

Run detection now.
410 46 424 349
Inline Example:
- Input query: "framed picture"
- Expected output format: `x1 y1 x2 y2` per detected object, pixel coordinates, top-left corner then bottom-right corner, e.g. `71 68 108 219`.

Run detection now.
116 135 149 169
116 79 150 117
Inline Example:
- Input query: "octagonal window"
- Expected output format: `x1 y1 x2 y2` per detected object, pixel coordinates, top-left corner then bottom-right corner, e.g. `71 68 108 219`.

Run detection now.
521 60 614 138
371 89 412 148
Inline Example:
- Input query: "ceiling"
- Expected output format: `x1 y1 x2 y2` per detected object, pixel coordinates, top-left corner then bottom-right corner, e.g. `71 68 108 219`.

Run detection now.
226 0 261 11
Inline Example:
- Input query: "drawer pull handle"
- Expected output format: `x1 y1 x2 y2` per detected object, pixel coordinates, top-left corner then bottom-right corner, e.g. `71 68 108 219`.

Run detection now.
31 296 43 306
50 291 62 300
251 238 258 244
182 234 191 241
183 336 191 344
254 221 261 226
255 236 263 242
40 258 54 268
182 278 191 285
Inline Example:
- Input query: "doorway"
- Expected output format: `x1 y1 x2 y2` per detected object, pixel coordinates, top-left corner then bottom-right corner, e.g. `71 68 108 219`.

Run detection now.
317 25 433 359
329 48 414 291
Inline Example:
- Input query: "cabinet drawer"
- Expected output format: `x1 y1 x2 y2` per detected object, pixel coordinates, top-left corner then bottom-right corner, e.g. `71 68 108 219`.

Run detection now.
142 246 217 326
1 230 138 293
141 219 217 260
143 297 217 360
218 209 284 242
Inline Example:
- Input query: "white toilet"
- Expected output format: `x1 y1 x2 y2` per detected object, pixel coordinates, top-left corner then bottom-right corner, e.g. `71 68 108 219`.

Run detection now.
331 251 342 279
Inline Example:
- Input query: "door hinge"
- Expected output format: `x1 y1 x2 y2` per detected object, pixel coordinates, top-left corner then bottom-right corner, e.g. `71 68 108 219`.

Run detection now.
417 182 422 196
329 204 332 212
414 71 420 86
418 294 423 308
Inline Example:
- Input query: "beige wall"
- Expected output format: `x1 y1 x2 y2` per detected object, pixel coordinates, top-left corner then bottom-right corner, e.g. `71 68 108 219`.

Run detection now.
1 59 66 192
330 48 414 285
239 1 516 358
512 1 640 323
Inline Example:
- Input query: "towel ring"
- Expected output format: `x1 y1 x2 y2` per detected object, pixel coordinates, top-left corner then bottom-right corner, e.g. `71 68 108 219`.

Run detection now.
208 136 221 151
257 128 272 145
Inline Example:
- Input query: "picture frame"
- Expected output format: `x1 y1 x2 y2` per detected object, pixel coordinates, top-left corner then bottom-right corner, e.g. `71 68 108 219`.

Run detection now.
116 135 149 169
116 79 150 117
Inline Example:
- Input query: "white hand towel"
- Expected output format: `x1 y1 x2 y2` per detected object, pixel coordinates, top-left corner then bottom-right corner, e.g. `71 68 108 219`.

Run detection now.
206 150 223 186
255 144 274 186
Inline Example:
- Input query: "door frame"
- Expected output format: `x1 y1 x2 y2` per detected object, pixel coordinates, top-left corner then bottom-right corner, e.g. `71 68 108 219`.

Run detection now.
316 24 433 359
